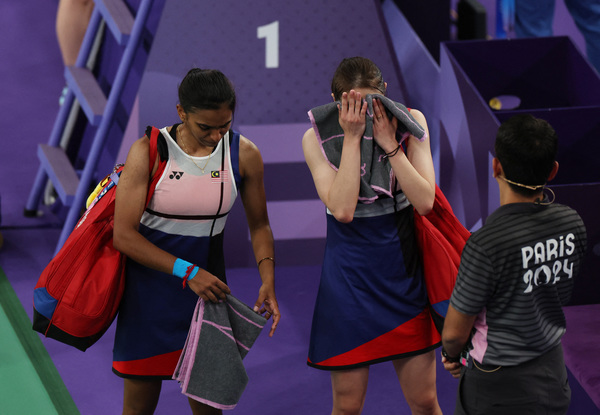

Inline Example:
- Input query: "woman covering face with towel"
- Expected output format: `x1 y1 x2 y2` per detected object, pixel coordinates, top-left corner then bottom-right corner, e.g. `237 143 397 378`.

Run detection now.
112 68 280 415
303 57 442 415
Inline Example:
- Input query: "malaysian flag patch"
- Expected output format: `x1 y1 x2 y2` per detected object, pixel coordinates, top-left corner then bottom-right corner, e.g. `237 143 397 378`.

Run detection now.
211 170 229 183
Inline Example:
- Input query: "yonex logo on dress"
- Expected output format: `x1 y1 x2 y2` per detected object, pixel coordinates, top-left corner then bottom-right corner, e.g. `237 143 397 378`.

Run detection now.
169 171 184 180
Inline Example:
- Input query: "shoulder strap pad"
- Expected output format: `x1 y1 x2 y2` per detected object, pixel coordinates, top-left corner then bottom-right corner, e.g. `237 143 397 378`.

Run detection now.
145 126 169 206
145 125 169 162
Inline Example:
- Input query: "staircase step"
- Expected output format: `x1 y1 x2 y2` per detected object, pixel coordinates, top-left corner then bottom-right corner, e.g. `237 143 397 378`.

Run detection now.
64 66 107 126
96 0 134 45
38 145 80 206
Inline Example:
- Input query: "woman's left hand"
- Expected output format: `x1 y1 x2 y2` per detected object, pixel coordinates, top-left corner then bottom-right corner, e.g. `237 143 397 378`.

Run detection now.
254 285 280 337
372 98 398 153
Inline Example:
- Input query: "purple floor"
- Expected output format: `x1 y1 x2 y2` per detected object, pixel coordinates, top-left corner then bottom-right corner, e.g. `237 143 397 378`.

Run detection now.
0 1 598 414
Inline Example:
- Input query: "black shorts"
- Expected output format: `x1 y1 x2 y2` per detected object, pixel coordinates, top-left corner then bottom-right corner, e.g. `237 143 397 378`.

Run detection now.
455 343 570 415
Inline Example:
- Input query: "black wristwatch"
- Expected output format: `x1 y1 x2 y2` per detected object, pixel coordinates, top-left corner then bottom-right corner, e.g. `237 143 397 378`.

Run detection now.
441 348 460 363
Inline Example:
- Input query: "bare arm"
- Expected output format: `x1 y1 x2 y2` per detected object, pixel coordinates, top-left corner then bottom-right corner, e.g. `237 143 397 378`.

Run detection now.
238 136 280 336
372 101 435 215
113 135 230 303
302 90 367 223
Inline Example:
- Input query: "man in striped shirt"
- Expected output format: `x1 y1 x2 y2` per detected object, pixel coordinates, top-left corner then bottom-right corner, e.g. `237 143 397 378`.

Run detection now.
441 114 587 415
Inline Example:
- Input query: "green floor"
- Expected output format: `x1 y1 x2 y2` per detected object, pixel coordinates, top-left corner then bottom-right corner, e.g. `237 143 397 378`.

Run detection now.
0 268 79 414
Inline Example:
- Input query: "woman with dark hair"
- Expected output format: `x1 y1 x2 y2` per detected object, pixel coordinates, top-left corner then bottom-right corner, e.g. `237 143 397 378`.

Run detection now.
112 68 280 415
303 57 442 414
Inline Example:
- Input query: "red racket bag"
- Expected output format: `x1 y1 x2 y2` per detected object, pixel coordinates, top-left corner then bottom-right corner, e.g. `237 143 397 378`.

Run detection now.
33 126 167 351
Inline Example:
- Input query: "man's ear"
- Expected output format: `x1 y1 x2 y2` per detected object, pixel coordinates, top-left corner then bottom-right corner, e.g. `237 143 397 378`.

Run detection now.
331 93 336 102
547 161 559 181
492 157 503 178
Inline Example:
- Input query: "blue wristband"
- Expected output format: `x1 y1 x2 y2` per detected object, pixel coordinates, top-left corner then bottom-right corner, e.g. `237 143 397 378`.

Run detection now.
172 258 198 281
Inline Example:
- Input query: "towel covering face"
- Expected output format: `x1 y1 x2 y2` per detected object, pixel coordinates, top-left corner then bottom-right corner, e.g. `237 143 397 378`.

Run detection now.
308 94 426 204
173 294 266 410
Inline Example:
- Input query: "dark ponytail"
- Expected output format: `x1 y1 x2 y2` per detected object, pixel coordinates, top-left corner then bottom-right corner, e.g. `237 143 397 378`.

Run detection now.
178 68 236 113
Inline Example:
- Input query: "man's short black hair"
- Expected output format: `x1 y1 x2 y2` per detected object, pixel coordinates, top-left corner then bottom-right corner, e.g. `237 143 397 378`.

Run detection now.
495 114 558 196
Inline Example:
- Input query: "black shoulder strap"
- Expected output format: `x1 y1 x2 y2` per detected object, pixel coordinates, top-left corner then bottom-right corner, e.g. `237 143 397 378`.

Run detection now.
144 127 169 207
145 125 169 162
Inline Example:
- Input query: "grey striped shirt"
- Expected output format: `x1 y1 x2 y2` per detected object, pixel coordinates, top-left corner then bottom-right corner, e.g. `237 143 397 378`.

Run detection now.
450 202 587 366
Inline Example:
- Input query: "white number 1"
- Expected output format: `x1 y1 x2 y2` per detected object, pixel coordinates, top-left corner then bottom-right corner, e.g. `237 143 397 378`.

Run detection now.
257 21 279 69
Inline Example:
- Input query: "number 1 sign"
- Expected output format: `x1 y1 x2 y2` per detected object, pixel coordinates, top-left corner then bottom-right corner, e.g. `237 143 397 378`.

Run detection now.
138 0 404 126
257 21 279 69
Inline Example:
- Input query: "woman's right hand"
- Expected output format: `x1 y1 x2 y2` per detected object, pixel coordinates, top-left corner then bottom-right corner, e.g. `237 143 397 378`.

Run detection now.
338 90 367 140
187 269 231 303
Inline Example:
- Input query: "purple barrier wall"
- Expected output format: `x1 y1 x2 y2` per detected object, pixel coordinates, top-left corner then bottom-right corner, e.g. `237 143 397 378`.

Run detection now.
381 0 442 177
440 36 600 304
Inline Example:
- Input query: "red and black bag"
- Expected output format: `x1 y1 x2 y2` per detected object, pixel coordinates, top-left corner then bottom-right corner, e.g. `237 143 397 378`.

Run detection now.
414 184 471 333
33 126 168 351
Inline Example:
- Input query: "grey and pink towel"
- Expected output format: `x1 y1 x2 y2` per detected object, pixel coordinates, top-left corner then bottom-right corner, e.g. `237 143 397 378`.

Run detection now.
173 294 266 410
308 93 427 203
